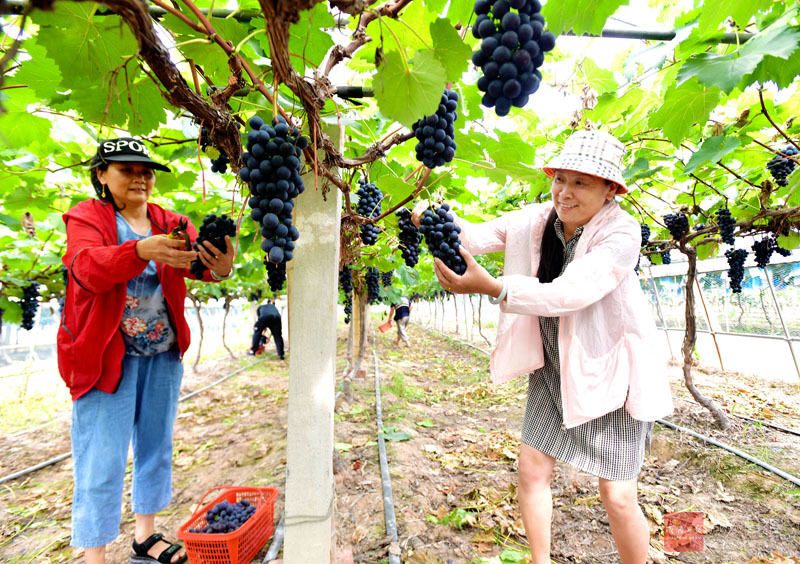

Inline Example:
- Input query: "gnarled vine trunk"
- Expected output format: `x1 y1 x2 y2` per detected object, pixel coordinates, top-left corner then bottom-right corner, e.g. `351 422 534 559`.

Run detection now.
680 244 730 430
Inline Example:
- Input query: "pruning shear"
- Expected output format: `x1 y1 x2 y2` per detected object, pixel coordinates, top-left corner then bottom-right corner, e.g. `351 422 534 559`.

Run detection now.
168 218 191 250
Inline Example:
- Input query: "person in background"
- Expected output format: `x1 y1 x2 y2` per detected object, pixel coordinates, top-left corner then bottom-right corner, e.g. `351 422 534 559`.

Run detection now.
413 129 673 564
387 295 412 347
250 298 284 359
58 138 235 564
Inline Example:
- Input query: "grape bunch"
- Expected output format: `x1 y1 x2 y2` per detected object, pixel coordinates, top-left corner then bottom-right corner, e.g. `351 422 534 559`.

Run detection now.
752 235 792 268
265 261 286 293
715 208 736 245
188 499 257 534
418 203 467 275
355 179 383 246
365 267 381 305
660 251 671 265
381 270 394 287
411 89 459 169
766 146 799 187
752 237 774 269
21 282 40 331
471 0 556 116
240 115 308 291
640 224 651 247
189 214 236 279
725 248 748 293
339 267 353 324
663 213 689 240
396 208 422 267
199 127 231 174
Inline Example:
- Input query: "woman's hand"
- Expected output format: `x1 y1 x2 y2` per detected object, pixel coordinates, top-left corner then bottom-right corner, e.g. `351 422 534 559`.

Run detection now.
434 245 504 298
135 235 198 269
196 235 235 278
410 200 429 228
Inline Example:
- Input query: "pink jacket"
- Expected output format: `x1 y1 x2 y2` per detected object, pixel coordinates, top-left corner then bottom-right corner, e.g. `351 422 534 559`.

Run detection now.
458 200 673 428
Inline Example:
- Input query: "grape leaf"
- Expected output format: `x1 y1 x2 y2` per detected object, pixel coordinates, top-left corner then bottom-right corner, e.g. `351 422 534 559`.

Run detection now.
289 3 335 71
373 49 446 127
376 176 414 206
6 43 62 102
542 0 627 36
682 136 741 175
32 5 139 84
430 18 471 82
648 78 722 146
697 0 773 34
676 23 800 93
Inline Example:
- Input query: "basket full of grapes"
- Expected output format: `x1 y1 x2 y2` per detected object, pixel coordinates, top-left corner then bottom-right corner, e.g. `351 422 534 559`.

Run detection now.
177 485 279 564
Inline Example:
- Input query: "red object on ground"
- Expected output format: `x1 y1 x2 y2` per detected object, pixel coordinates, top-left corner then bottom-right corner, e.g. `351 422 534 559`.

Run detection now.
664 511 704 552
177 486 279 564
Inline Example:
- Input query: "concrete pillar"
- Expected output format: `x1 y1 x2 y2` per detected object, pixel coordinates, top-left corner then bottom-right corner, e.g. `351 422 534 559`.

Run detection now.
283 132 342 563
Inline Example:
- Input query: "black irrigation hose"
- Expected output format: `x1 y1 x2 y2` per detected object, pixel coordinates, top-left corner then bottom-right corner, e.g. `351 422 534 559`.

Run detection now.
0 357 268 486
730 413 800 438
656 419 800 488
430 328 800 488
373 349 402 564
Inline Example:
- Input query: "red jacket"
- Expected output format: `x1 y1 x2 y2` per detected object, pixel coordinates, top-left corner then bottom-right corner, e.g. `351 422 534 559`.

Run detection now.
58 199 215 400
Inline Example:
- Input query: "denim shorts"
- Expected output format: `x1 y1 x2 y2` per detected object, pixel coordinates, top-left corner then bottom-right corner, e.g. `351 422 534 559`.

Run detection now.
70 349 183 548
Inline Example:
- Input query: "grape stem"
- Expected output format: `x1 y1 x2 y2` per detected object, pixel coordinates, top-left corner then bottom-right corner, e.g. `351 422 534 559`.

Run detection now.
759 88 800 153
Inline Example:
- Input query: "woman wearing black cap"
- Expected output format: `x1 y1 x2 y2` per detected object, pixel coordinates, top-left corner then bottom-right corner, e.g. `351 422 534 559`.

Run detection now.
58 138 235 564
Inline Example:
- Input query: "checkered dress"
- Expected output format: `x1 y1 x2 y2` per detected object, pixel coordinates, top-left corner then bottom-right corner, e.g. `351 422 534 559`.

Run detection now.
521 220 653 481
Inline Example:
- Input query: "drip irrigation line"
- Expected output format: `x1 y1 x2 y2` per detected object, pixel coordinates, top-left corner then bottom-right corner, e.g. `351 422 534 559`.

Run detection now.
263 512 285 563
731 413 800 437
0 357 267 486
656 419 800 488
0 452 72 486
373 349 402 564
424 326 800 488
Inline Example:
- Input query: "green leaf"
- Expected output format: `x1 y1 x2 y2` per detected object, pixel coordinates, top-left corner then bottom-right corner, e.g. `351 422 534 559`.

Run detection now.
682 136 741 175
6 43 62 102
32 5 139 84
542 0 627 35
578 58 617 94
499 549 529 564
695 241 718 261
373 49 446 127
289 4 335 71
676 23 800 93
334 442 353 452
430 18 471 82
380 427 411 442
697 0 773 33
376 175 414 207
416 418 434 428
776 230 800 251
648 78 721 145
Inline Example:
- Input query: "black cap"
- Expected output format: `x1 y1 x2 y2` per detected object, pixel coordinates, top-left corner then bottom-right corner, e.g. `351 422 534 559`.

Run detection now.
93 138 171 172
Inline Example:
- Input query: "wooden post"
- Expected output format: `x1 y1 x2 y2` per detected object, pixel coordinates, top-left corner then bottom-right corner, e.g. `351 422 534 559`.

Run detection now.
283 129 342 563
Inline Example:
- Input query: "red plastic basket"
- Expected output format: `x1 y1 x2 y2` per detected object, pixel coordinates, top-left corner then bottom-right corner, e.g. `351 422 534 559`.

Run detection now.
177 486 279 564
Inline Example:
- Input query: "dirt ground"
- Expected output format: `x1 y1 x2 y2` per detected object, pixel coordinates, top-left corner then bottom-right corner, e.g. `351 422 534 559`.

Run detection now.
0 322 799 564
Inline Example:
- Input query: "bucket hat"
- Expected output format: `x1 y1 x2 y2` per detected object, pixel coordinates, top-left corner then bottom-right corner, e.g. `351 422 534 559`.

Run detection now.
92 137 171 172
542 129 627 194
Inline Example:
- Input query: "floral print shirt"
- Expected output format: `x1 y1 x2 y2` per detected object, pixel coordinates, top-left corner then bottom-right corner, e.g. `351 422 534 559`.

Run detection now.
116 212 177 356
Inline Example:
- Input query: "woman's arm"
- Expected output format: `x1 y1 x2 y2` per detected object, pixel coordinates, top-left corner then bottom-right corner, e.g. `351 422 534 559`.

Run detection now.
411 201 519 256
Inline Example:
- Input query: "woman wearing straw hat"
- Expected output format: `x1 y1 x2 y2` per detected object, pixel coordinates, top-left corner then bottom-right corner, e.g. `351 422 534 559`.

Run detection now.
59 138 235 564
413 129 673 564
